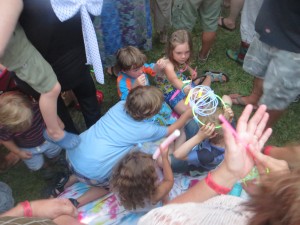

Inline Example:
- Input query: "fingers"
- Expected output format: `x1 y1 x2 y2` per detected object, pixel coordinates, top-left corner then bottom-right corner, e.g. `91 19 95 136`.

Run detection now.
257 127 272 150
236 104 254 133
246 104 267 135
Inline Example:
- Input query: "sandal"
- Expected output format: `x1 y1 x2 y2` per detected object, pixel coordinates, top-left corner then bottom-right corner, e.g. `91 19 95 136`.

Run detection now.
218 17 235 31
204 70 229 83
42 172 69 198
229 94 258 109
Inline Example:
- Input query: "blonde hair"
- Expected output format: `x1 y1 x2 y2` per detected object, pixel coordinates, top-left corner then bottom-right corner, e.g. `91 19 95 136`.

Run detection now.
125 86 164 121
116 46 147 71
166 29 193 67
110 151 158 210
0 92 33 132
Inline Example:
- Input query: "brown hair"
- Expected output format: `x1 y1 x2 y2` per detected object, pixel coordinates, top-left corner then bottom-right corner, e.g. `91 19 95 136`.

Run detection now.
110 151 158 210
246 168 300 225
0 92 33 132
166 29 193 68
125 86 164 121
116 46 147 71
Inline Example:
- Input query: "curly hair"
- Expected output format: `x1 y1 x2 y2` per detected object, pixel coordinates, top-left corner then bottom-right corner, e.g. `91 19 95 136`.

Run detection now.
116 46 147 71
0 91 33 133
110 151 158 210
246 168 300 225
125 86 164 121
166 29 193 68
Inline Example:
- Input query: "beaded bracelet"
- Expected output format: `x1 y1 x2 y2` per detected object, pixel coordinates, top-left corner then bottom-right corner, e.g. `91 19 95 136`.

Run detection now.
20 200 33 217
205 172 231 195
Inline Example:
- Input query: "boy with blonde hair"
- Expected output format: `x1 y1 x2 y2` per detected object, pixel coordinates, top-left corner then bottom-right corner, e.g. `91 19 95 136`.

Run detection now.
0 92 61 171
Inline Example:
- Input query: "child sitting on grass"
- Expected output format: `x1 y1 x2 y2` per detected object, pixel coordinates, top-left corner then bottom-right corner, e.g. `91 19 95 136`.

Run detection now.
173 96 234 172
116 46 175 126
52 86 192 207
0 92 62 171
110 146 173 212
155 29 229 115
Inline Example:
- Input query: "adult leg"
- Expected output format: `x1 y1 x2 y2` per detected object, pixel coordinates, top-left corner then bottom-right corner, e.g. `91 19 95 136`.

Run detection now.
218 0 244 31
72 68 101 128
199 31 216 60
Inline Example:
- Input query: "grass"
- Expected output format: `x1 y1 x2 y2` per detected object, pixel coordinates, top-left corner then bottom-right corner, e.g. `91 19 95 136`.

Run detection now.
1 14 300 204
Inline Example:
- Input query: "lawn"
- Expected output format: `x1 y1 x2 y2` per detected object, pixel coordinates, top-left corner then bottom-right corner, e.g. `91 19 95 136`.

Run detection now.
1 12 300 204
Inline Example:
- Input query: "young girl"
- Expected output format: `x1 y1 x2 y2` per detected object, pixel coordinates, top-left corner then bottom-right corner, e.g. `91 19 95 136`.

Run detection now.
155 29 229 115
110 147 173 212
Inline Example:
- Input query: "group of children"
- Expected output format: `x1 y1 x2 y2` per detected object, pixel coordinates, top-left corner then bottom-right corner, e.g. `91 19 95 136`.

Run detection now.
0 29 235 210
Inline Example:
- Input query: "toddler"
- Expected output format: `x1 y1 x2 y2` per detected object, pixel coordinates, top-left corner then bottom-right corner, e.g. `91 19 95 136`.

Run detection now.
173 97 234 172
0 92 62 171
110 147 173 211
155 29 229 115
52 86 193 207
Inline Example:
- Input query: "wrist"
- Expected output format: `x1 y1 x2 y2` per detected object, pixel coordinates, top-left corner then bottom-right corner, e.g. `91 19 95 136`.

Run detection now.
20 200 33 217
208 165 237 192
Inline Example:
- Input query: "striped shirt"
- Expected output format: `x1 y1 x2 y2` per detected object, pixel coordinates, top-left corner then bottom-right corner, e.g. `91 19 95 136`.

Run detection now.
0 103 46 148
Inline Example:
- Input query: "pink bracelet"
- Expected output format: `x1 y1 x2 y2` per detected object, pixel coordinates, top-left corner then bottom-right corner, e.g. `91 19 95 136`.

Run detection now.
263 145 273 156
20 200 33 217
205 172 231 195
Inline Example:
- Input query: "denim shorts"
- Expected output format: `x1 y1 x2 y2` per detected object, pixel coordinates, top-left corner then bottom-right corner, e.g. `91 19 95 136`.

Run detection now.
66 158 110 188
21 140 62 171
243 36 300 110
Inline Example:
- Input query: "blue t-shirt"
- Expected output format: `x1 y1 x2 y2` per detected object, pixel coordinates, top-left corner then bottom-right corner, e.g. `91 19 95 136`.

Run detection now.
67 101 168 181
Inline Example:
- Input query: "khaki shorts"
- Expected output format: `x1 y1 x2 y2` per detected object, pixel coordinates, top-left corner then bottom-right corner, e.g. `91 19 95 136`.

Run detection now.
172 0 222 31
243 36 300 110
1 23 57 93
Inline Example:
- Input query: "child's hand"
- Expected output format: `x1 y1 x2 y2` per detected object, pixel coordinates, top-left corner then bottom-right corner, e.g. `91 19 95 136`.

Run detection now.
155 59 167 72
134 74 146 87
197 123 215 139
18 151 32 159
224 107 234 122
159 145 169 159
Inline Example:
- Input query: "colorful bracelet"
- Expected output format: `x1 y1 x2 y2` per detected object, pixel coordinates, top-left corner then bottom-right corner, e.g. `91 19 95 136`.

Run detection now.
205 172 231 195
263 145 273 156
181 83 189 94
20 200 33 217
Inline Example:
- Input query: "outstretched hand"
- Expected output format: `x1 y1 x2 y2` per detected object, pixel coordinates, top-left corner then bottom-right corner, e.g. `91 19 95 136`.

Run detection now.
221 104 273 180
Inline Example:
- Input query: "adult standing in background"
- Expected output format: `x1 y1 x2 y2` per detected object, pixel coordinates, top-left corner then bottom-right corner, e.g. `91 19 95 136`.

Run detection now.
172 0 222 63
94 0 153 75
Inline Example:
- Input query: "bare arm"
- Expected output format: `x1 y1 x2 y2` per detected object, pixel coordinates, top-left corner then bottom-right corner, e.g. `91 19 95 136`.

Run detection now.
2 140 32 159
0 0 23 57
152 147 174 204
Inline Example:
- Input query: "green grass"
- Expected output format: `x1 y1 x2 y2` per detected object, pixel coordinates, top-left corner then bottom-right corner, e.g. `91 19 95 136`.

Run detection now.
2 16 300 204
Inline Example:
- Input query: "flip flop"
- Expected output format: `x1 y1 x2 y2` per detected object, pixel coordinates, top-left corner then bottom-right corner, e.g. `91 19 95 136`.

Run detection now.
231 94 258 109
204 70 229 83
218 17 235 32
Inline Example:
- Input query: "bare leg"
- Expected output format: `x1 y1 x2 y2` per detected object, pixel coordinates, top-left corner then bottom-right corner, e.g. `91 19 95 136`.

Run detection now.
266 109 285 129
77 186 109 207
174 100 190 115
218 0 245 30
64 174 79 189
39 82 64 140
174 127 186 150
199 32 216 60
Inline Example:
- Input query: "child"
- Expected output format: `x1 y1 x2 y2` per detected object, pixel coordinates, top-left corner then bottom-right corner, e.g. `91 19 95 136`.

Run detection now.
116 46 175 126
155 29 229 115
0 92 62 171
110 147 173 211
52 86 192 207
1 24 80 149
173 97 234 172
